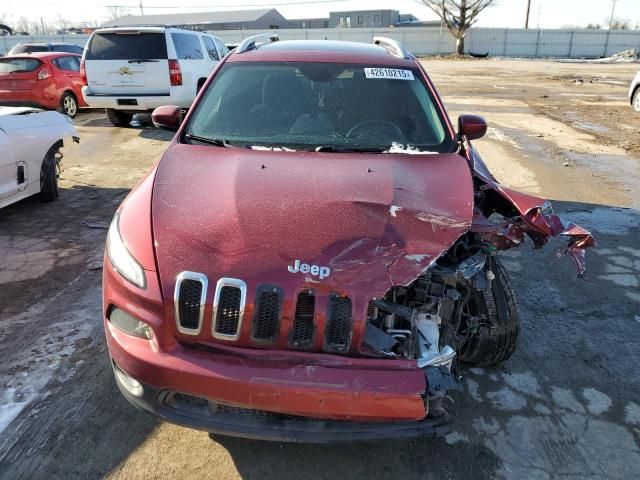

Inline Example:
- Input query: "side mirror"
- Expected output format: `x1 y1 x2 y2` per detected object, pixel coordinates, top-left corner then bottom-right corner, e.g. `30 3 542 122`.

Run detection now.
458 114 487 140
151 105 182 131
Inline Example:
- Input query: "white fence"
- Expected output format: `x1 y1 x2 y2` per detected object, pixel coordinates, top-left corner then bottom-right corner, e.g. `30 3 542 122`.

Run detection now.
2 27 639 58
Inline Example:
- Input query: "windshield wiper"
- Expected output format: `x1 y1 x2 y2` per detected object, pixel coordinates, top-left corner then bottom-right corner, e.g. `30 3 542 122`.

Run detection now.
315 145 386 153
184 133 232 147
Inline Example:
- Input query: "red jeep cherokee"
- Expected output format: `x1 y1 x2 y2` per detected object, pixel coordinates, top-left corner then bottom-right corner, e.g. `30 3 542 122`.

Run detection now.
103 35 594 442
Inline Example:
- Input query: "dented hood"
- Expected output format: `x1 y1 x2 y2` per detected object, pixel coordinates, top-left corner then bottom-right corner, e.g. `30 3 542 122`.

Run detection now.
152 145 474 301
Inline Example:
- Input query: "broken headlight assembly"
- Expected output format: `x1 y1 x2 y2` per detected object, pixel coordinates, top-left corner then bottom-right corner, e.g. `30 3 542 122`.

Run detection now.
106 212 147 289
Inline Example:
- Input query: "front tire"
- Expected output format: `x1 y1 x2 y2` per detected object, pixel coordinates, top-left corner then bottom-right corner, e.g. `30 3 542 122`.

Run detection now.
39 147 59 203
633 88 640 112
106 109 133 127
459 257 520 366
59 92 78 118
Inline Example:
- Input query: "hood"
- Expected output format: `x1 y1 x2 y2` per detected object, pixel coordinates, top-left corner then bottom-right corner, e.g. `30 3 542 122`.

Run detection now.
152 145 473 307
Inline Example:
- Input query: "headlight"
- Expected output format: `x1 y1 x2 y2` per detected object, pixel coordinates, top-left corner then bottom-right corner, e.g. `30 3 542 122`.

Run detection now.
106 212 146 289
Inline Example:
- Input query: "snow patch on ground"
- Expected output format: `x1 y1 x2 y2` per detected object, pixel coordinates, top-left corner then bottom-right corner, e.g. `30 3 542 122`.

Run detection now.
582 388 612 415
0 272 100 439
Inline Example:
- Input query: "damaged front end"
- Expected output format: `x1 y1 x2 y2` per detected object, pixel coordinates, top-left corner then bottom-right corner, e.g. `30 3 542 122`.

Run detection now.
361 139 596 422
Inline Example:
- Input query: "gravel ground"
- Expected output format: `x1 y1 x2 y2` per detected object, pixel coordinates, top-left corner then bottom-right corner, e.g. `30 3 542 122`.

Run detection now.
0 58 639 480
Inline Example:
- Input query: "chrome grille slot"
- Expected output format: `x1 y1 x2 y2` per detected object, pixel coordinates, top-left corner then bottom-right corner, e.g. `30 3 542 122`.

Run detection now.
174 272 208 335
324 294 353 353
212 278 246 340
252 285 283 342
289 290 315 348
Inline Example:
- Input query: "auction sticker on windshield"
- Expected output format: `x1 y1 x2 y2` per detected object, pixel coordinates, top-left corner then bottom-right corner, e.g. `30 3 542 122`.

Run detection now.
364 68 415 80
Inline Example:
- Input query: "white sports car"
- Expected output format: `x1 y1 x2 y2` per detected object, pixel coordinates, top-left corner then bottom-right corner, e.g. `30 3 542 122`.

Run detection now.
0 107 78 209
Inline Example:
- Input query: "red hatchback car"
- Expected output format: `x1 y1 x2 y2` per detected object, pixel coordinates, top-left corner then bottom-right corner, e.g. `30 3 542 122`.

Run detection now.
103 35 594 442
0 52 86 117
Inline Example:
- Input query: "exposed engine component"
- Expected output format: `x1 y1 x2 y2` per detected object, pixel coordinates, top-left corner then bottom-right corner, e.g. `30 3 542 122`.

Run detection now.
363 233 519 417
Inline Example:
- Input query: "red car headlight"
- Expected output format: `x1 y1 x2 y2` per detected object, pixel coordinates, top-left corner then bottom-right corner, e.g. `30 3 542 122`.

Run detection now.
106 212 147 289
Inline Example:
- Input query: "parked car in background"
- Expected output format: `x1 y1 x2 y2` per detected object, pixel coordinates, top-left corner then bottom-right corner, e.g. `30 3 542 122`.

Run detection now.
0 107 78 209
7 42 84 55
630 71 640 112
81 27 228 127
103 35 595 442
0 52 87 117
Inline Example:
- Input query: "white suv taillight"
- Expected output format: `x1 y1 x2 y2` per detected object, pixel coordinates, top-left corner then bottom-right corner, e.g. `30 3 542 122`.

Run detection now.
80 60 87 86
37 66 51 80
168 59 182 86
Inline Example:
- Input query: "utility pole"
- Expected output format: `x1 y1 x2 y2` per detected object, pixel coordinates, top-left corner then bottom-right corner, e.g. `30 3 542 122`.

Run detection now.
525 0 531 29
608 0 619 30
40 17 46 34
139 1 144 15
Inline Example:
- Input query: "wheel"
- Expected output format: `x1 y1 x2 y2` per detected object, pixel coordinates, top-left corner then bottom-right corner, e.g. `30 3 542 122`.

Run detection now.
39 147 59 202
633 88 640 113
458 257 520 366
106 109 133 127
59 92 78 118
196 78 206 94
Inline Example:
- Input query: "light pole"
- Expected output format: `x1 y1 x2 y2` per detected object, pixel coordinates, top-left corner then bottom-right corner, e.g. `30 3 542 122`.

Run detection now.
525 0 531 29
608 0 619 30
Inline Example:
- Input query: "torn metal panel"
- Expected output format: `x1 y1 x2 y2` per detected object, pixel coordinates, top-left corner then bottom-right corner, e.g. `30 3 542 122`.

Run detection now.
467 146 596 275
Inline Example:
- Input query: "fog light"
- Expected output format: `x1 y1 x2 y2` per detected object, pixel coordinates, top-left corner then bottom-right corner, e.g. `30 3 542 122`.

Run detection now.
114 364 144 398
109 308 153 339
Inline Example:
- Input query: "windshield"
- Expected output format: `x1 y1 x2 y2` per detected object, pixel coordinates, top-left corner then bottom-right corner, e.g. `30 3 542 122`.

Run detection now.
185 62 453 152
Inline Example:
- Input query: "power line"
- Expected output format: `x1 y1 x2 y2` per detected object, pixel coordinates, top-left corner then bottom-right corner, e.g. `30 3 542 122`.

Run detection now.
7 0 349 7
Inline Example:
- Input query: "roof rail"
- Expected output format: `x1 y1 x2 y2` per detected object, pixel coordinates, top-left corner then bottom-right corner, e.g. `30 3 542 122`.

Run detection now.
236 33 279 54
373 37 411 59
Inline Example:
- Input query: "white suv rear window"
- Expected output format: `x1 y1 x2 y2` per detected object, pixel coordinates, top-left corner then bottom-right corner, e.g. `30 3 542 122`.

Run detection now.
86 33 168 60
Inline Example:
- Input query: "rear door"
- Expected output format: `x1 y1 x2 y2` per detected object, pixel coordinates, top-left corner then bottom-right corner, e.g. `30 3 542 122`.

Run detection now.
84 29 170 95
0 57 42 92
53 55 82 93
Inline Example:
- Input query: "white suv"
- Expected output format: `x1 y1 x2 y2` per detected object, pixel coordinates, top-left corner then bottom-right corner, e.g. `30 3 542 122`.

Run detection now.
81 27 228 126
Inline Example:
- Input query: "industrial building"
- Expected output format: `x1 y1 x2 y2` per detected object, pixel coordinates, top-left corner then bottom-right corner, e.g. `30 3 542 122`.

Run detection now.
101 8 433 31
101 9 290 30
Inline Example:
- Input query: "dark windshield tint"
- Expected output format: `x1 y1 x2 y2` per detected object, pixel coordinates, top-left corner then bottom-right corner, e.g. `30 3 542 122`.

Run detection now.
186 62 452 152
52 44 84 54
86 32 167 60
0 58 42 73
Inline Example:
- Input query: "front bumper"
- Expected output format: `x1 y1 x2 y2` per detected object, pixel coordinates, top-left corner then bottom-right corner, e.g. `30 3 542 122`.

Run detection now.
104 255 452 441
112 361 452 442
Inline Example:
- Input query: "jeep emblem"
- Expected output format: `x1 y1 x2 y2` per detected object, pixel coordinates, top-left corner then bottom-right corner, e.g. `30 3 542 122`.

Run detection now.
287 259 331 280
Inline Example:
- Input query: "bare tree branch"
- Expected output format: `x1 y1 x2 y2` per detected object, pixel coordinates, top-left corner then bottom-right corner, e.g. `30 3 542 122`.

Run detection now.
105 6 130 22
420 0 497 54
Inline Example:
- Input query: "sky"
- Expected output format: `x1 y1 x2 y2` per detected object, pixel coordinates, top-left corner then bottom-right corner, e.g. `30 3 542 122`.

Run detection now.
1 0 638 29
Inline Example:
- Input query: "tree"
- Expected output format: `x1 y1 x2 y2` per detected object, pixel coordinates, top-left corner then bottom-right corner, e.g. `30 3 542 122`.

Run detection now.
56 14 71 33
13 16 32 35
420 0 497 55
609 18 631 30
105 6 129 22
